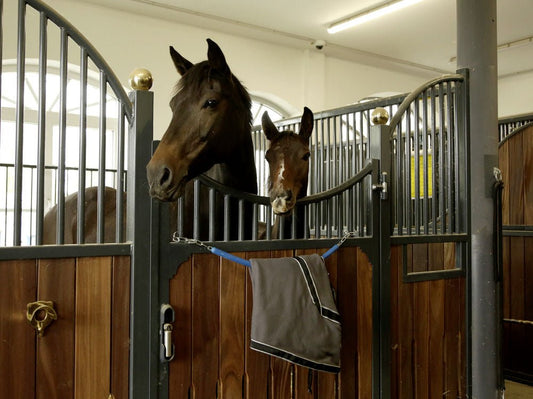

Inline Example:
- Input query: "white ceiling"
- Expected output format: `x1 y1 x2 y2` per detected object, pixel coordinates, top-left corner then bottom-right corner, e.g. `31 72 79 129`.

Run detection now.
78 0 533 78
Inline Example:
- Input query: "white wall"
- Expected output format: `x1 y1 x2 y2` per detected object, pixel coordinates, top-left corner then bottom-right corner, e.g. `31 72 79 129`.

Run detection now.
6 0 530 139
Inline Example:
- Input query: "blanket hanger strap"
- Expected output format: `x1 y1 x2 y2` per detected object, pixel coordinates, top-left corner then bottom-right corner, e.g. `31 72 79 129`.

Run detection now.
172 231 357 267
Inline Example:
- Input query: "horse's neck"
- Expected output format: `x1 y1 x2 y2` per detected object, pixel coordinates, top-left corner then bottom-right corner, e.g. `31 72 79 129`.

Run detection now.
206 138 258 194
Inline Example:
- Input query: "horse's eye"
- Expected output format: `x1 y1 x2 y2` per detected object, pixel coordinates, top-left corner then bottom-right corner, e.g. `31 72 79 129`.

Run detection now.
203 99 218 109
302 152 311 161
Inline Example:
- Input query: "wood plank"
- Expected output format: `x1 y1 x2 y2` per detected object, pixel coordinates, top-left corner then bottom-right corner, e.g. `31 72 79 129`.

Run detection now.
110 256 131 399
269 249 295 399
317 248 338 398
220 252 246 398
428 278 445 398
244 251 271 398
75 256 112 399
443 277 460 397
398 245 414 399
337 246 358 398
428 242 444 272
0 259 36 398
412 243 429 272
523 126 533 224
499 140 510 225
509 132 524 225
191 253 220 398
502 237 511 319
36 258 76 399
356 248 372 399
509 237 526 373
390 246 400 399
413 280 429 398
169 257 193 398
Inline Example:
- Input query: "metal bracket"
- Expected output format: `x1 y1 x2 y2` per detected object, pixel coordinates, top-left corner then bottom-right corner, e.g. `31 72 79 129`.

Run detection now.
372 171 388 200
160 304 175 362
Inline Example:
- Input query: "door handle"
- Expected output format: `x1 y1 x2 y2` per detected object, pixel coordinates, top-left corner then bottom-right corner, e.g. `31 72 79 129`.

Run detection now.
160 304 175 362
26 300 57 337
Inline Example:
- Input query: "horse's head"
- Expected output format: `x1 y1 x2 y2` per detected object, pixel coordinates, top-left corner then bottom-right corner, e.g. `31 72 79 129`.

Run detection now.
147 39 253 201
262 107 313 215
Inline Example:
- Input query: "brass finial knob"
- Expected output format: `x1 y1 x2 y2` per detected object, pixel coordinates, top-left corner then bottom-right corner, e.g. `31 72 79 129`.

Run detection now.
128 68 153 91
371 107 389 125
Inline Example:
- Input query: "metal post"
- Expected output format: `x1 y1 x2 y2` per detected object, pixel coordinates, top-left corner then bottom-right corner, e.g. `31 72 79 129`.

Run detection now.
369 121 392 399
127 76 155 399
456 1 499 398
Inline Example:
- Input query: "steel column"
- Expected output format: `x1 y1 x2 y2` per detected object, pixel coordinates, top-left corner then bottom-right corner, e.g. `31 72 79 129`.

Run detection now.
127 89 155 399
456 1 499 397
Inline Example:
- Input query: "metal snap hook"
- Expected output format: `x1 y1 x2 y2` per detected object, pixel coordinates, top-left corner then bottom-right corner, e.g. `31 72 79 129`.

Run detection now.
26 300 57 337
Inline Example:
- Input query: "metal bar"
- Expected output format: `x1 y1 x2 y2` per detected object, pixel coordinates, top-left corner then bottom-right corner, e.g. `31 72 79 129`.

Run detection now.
430 87 437 234
193 179 200 239
224 194 230 241
252 203 258 240
405 106 412 235
209 187 215 241
238 199 244 241
422 90 429 234
78 47 88 244
56 27 68 245
14 0 26 246
35 11 47 245
414 95 420 234
116 103 126 242
453 82 461 233
446 82 454 233
438 83 446 234
97 71 107 243
177 197 184 237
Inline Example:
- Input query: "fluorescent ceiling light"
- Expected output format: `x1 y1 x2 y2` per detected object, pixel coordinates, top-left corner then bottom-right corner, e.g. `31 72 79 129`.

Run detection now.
328 0 424 34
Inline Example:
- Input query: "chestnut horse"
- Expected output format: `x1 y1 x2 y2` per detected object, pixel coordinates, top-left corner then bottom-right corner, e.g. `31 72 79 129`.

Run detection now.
262 107 313 238
147 39 257 240
43 39 256 244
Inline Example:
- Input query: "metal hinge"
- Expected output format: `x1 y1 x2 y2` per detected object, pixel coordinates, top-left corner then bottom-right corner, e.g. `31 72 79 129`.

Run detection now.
372 171 388 200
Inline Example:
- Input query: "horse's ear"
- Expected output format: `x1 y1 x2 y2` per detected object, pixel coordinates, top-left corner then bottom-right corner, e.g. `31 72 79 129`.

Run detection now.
170 46 193 76
299 107 314 141
262 111 280 141
207 39 230 76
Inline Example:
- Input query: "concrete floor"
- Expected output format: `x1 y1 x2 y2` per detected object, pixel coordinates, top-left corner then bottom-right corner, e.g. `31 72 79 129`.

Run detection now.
505 380 533 398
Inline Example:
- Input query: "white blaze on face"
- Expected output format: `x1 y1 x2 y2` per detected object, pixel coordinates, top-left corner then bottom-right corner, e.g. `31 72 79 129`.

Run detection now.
272 154 289 214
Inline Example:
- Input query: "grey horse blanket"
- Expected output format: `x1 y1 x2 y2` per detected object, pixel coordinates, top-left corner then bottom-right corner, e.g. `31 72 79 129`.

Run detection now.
248 254 341 373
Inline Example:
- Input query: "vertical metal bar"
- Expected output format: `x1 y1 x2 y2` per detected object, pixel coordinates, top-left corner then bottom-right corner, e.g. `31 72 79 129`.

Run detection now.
208 188 215 241
252 203 258 241
396 125 403 235
438 83 446 234
446 83 453 233
320 118 325 192
422 90 429 234
405 106 412 235
77 47 88 243
265 206 271 240
224 194 230 241
238 199 244 241
116 103 126 242
14 0 26 245
303 206 309 239
56 27 68 245
193 179 200 239
430 86 437 234
177 197 184 237
97 71 107 243
453 82 461 233
35 11 47 245
414 95 420 235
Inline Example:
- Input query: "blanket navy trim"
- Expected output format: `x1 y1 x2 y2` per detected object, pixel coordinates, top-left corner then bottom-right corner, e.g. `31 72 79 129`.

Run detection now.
250 340 340 373
294 256 341 324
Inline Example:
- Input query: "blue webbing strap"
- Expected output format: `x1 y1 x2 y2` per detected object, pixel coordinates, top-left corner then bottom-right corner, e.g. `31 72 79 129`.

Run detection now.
172 231 355 268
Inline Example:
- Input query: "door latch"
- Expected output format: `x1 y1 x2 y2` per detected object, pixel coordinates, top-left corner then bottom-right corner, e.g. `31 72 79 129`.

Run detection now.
160 304 175 362
372 171 388 200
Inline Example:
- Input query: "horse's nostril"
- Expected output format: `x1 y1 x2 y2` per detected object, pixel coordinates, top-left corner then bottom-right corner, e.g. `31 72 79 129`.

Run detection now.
286 191 293 201
160 167 171 187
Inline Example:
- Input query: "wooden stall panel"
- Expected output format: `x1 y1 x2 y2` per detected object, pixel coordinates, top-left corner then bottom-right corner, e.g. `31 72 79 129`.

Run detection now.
0 260 36 398
524 128 533 224
36 258 76 399
509 132 524 225
390 245 465 399
356 248 373 398
75 256 112 399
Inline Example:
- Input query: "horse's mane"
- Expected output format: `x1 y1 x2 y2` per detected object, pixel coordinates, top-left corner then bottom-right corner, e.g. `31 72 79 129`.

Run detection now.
173 61 252 128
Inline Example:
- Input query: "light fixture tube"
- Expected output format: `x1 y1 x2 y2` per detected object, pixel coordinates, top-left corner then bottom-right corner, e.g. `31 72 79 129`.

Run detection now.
327 0 423 34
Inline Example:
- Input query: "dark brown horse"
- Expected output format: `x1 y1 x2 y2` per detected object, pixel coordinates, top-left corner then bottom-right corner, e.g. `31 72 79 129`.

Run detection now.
44 39 256 244
262 107 313 238
147 39 257 239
